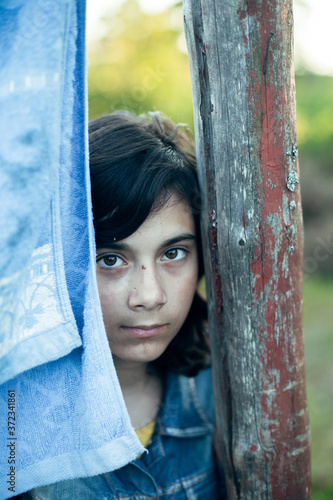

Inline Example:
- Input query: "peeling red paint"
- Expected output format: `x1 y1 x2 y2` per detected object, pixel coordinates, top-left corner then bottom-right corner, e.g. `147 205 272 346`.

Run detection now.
184 0 310 496
242 0 310 497
238 9 246 21
238 1 259 21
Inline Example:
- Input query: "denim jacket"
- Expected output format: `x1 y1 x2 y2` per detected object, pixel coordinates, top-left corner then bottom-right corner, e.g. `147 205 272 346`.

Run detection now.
20 366 225 500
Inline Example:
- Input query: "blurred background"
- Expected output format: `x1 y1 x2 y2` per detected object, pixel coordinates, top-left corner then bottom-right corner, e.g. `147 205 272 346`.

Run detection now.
86 1 332 497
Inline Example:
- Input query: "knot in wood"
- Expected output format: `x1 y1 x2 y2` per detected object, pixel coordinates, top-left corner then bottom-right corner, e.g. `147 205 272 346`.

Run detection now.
233 443 262 470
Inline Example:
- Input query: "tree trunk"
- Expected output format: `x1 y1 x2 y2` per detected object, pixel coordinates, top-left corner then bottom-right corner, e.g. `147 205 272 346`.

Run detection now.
183 1 311 498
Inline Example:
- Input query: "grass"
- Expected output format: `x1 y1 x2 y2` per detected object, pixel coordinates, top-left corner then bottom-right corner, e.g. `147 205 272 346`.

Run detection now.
303 276 333 497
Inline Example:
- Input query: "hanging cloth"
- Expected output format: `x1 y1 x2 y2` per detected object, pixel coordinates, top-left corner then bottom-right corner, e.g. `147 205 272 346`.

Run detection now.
0 1 143 497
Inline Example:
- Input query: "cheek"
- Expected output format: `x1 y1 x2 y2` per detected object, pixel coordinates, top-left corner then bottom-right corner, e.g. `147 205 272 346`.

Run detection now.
96 275 123 317
171 269 198 310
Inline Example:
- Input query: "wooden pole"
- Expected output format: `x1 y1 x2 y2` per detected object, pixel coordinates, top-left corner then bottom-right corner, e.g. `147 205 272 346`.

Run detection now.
183 1 311 498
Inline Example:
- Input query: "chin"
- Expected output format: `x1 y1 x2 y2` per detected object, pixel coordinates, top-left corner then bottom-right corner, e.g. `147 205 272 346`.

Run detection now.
111 342 170 365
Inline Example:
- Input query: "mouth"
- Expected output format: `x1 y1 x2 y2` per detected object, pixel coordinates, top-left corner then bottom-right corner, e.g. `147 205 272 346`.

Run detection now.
120 324 168 338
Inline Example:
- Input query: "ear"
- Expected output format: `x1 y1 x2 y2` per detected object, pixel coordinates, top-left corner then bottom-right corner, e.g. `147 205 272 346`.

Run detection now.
196 275 206 300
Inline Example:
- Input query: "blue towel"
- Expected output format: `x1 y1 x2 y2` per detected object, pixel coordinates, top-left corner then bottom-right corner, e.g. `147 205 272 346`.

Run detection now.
0 1 143 497
0 0 82 384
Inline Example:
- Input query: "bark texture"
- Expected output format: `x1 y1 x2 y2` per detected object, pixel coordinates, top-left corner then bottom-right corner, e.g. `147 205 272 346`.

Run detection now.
183 1 311 498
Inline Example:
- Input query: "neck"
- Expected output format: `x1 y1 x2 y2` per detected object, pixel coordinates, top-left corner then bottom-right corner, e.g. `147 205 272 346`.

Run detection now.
113 356 151 395
112 357 163 429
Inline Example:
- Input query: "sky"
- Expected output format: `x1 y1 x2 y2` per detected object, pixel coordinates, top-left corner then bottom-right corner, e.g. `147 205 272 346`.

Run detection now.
86 0 333 76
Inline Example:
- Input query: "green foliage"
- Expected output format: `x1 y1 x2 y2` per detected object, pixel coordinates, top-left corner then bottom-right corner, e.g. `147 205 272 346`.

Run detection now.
312 488 333 500
88 1 333 172
303 277 333 495
88 0 194 126
296 75 333 164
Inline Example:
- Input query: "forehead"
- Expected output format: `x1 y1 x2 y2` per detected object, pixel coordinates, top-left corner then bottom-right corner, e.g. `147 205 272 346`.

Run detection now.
113 195 196 252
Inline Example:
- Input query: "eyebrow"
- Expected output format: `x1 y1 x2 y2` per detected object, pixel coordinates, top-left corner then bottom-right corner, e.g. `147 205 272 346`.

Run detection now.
160 233 196 248
101 233 196 252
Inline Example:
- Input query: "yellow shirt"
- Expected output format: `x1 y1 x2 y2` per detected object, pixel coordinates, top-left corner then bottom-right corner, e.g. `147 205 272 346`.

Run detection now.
135 421 156 458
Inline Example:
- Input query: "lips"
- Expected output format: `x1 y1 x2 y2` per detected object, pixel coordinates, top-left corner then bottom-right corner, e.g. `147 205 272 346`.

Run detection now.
120 324 168 338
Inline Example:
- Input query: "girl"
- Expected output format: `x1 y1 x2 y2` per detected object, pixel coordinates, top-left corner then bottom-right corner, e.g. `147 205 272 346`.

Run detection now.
23 111 225 499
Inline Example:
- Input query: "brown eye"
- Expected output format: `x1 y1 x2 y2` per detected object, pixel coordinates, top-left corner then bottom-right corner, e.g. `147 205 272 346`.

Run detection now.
162 248 188 262
97 254 123 268
103 255 117 266
165 249 178 260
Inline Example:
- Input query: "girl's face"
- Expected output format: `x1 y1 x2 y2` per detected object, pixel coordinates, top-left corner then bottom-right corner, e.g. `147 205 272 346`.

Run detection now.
96 195 198 366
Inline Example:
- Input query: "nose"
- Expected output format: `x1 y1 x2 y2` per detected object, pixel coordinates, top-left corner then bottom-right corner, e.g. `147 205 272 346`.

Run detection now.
128 264 167 310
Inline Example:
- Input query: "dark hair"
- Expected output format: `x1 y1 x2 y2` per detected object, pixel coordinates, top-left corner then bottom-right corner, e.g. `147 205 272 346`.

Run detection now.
89 111 210 376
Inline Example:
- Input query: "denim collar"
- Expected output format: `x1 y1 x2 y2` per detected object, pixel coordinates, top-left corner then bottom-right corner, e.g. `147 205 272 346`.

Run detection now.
135 370 214 471
157 370 214 438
